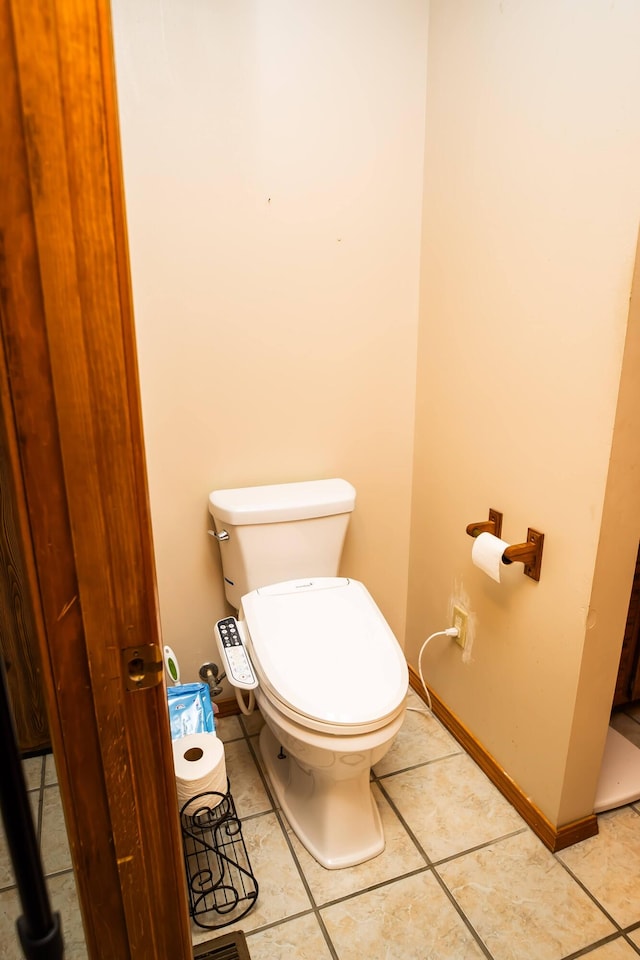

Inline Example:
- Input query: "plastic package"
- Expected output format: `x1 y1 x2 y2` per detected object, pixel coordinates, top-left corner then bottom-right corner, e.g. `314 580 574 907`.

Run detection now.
167 682 215 741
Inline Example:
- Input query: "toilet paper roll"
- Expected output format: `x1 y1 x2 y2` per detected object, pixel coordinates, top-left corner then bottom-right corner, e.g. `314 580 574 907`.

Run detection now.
172 732 227 815
471 531 511 583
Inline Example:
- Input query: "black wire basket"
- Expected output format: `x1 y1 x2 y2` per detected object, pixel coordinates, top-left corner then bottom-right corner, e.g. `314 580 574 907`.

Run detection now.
179 782 259 930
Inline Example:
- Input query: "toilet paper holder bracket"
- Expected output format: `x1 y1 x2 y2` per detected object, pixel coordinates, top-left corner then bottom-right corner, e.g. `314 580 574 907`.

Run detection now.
465 508 503 540
501 528 544 581
466 511 544 581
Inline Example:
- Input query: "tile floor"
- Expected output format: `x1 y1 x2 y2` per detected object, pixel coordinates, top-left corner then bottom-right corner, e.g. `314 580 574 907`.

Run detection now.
0 751 87 959
3 695 640 959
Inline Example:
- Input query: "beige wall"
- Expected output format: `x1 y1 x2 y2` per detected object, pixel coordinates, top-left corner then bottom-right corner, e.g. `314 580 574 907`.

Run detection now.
408 0 640 826
113 0 640 829
111 1 429 680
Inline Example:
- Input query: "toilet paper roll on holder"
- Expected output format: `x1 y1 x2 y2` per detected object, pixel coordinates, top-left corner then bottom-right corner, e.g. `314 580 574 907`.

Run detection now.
466 509 544 581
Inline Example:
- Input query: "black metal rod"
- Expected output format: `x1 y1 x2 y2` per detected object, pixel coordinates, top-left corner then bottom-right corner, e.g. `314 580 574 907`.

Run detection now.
0 657 64 958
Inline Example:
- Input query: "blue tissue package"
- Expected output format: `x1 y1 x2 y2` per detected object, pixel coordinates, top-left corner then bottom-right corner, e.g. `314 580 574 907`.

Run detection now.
167 682 215 740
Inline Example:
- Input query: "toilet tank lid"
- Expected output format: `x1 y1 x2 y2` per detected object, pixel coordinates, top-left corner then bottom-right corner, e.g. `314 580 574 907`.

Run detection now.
208 478 355 525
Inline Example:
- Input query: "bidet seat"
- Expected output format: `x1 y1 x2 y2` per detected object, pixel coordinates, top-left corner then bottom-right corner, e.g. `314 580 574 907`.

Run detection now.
240 577 407 732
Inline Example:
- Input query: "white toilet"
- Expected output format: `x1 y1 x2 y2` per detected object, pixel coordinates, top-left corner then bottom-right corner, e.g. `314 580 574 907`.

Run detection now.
208 479 408 869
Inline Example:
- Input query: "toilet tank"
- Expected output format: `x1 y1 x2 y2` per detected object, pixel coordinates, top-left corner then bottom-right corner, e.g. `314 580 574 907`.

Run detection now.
208 479 356 609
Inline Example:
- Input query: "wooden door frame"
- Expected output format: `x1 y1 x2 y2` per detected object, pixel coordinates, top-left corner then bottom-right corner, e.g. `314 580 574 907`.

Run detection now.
0 1 193 956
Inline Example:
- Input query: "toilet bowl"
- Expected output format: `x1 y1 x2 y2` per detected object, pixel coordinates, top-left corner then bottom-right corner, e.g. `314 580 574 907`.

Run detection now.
239 577 408 869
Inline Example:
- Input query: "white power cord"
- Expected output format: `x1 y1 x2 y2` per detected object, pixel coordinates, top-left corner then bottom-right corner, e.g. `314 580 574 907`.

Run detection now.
409 627 459 715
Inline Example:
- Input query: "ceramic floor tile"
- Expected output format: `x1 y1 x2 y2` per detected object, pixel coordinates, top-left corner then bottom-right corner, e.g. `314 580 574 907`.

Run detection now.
214 714 244 743
0 886 20 959
22 705 640 960
1 792 40 888
240 708 265 738
582 939 640 960
439 830 615 960
0 873 86 960
557 807 640 928
190 811 311 944
284 783 426 905
224 738 272 818
48 871 88 959
373 698 462 777
44 753 58 786
40 787 72 876
382 751 525 861
0 825 14 890
22 756 44 792
321 870 487 960
627 928 640 950
247 913 334 960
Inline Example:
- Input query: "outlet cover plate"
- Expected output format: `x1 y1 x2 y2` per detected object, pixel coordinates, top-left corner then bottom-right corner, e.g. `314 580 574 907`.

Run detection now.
452 604 468 649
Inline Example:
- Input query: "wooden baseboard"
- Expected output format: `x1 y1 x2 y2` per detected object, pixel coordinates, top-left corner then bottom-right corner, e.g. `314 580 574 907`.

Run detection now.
218 671 597 851
408 666 598 852
215 696 241 719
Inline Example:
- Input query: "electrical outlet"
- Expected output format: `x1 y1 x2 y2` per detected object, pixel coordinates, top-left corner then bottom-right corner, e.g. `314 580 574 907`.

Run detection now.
452 604 468 649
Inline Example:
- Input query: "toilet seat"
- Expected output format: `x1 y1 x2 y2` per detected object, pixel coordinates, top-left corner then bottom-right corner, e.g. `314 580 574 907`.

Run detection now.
240 578 408 735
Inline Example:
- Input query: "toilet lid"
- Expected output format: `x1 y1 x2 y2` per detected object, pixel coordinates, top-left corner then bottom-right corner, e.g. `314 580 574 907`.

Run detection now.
241 578 408 727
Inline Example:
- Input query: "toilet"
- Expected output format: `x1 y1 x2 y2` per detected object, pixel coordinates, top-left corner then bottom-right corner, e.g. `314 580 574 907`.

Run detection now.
208 479 408 869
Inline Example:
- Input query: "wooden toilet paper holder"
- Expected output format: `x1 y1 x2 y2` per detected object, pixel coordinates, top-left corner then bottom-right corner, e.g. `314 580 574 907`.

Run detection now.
466 509 545 581
465 508 504 540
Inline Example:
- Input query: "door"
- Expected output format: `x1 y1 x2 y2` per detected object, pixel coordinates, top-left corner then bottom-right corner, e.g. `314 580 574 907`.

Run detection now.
0 1 193 957
613 543 640 708
0 404 50 754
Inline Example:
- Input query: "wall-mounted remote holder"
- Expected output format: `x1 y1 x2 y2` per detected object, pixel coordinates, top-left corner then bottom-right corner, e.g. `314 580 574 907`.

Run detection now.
214 617 258 690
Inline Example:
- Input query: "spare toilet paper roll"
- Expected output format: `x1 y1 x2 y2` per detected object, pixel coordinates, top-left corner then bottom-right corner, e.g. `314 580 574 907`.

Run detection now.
472 531 511 583
172 732 227 815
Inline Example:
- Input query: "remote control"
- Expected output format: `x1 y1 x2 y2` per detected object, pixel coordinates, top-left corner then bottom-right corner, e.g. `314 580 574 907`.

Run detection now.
214 617 258 690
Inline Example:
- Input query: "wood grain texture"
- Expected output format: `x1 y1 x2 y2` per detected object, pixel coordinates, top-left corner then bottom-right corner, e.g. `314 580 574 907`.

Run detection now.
408 666 598 852
0 394 50 753
0 1 193 956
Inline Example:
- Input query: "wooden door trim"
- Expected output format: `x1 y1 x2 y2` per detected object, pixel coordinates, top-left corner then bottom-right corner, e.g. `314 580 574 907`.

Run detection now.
0 368 50 754
0 1 192 956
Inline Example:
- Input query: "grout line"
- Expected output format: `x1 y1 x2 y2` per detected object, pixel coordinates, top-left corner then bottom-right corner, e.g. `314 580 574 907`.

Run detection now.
623 934 640 956
241 727 499 957
241 721 340 960
373 774 529 872
374 777 495 960
372 777 434 867
553 855 625 935
240 906 316 938
316 864 433 912
559 931 633 959
430 827 529 868
41 865 76 884
429 866 495 960
0 758 46 896
220 710 640 960
35 755 45 846
372 748 467 782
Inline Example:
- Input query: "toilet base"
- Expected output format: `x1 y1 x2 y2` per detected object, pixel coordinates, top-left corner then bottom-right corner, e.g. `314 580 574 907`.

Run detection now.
259 724 384 870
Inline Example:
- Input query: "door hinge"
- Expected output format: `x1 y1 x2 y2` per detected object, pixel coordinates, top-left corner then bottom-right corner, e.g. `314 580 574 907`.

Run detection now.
123 643 163 691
